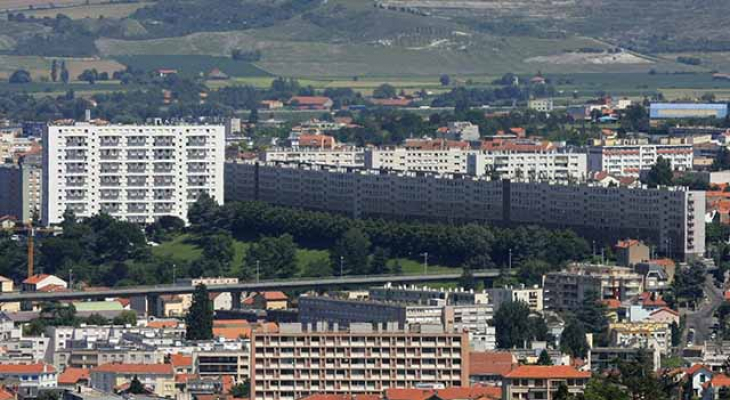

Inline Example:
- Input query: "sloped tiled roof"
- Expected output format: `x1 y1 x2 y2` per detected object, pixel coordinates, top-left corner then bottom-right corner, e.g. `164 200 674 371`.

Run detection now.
504 366 590 379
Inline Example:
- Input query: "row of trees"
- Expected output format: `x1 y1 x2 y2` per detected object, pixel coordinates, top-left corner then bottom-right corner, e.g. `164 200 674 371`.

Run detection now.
189 197 592 275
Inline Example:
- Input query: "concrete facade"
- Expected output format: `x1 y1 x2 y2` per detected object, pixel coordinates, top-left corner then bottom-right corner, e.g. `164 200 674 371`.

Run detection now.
43 122 225 225
225 162 705 257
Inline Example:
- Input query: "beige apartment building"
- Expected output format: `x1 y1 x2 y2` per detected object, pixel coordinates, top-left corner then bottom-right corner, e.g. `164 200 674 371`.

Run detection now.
543 263 644 311
224 162 704 257
587 138 693 177
250 323 469 400
502 365 590 400
262 147 365 167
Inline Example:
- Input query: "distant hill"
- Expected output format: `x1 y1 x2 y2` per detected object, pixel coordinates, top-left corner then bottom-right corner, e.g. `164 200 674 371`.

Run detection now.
1 0 727 77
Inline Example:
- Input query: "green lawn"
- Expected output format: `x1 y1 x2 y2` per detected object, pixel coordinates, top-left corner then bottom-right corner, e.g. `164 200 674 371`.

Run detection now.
151 234 457 279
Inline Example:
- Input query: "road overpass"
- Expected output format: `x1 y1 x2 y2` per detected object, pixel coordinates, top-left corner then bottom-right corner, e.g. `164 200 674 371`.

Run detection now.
0 270 503 316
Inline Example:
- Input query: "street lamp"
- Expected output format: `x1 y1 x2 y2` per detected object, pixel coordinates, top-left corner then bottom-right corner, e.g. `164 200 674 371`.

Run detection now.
256 260 260 283
421 252 429 274
508 249 512 270
340 256 344 278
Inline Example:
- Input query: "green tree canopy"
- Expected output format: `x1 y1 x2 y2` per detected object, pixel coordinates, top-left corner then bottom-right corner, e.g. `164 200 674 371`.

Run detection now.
244 234 297 279
560 319 590 359
645 156 673 188
331 228 371 276
494 300 532 349
185 284 213 340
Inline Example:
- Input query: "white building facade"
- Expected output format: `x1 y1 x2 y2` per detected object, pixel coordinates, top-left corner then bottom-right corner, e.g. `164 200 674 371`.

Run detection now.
42 122 225 225
588 141 693 177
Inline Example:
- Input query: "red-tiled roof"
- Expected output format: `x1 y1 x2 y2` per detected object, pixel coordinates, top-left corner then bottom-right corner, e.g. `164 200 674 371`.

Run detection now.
686 364 712 376
504 366 590 379
639 292 667 308
301 395 380 400
710 374 730 388
0 275 11 282
58 368 89 384
385 387 501 400
649 258 676 268
175 373 198 384
170 354 192 367
0 387 14 400
469 352 514 376
289 96 332 106
147 320 179 329
0 364 56 374
92 363 173 375
22 274 51 285
261 291 288 301
616 239 642 249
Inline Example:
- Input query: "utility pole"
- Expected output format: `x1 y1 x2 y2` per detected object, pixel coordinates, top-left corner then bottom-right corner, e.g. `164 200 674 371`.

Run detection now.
421 252 428 274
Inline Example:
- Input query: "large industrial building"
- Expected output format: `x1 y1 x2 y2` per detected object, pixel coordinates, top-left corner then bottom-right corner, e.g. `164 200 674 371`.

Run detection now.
225 161 705 257
650 103 729 120
42 122 225 225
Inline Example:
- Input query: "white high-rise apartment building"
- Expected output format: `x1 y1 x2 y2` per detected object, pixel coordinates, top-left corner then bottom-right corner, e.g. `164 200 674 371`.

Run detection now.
588 139 693 177
42 122 225 225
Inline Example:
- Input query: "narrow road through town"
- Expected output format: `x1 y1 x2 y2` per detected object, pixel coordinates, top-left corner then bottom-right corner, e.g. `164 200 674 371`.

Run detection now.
684 275 725 345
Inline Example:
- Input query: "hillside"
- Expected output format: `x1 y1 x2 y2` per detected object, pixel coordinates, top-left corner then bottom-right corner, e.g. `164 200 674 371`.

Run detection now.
0 0 728 78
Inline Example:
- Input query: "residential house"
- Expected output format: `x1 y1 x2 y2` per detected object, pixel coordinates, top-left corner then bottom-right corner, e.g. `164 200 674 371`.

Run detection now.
686 364 714 399
245 292 289 310
57 368 90 391
288 96 333 111
0 363 57 397
616 240 650 267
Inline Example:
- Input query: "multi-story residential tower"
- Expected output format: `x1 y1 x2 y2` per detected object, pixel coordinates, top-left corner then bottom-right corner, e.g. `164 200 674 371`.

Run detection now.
250 323 469 400
42 122 225 225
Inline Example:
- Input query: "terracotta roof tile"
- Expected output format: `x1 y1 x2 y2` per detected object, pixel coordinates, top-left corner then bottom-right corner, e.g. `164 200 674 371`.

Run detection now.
58 368 89 385
469 352 515 376
0 364 56 374
22 274 51 285
92 363 173 375
170 354 192 367
147 320 179 329
0 387 14 400
711 374 730 388
261 291 288 301
504 366 590 379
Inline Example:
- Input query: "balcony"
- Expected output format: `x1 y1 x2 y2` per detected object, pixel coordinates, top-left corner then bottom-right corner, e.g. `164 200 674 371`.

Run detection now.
187 150 207 160
154 164 174 173
187 137 207 147
127 164 147 173
100 137 120 147
154 177 174 187
100 204 120 213
127 177 147 187
65 177 86 187
127 137 146 146
154 138 175 147
65 138 87 147
100 190 120 200
100 178 121 187
66 164 87 174
128 190 147 200
128 204 147 213
154 204 174 213
100 151 120 161
127 151 147 161
65 190 86 201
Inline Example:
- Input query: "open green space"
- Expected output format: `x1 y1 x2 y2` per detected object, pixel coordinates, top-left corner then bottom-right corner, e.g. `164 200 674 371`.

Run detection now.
150 234 459 279
21 2 154 19
114 55 271 78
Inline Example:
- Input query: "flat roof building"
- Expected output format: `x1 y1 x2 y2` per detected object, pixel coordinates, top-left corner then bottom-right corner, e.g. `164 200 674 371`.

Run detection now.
250 323 469 400
43 121 225 225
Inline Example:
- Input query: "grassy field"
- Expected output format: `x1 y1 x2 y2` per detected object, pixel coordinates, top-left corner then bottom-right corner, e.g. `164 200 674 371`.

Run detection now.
151 234 459 279
21 1 154 19
0 0 109 12
114 55 271 78
0 55 125 81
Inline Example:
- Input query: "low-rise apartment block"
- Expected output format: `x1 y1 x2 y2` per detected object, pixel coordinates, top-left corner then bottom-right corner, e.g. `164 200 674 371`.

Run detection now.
0 363 57 397
261 147 364 167
467 151 587 184
588 138 693 177
502 366 590 400
250 323 469 400
225 161 705 257
609 322 672 355
485 285 544 313
543 264 643 311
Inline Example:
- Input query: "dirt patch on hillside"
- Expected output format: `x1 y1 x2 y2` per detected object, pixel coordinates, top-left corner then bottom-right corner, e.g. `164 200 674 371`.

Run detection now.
525 51 652 65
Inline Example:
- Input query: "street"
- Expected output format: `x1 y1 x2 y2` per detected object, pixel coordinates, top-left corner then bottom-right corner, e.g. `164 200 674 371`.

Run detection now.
684 274 725 345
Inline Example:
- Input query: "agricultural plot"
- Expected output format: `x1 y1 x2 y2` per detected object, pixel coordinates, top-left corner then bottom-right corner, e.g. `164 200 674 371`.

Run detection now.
114 55 271 78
